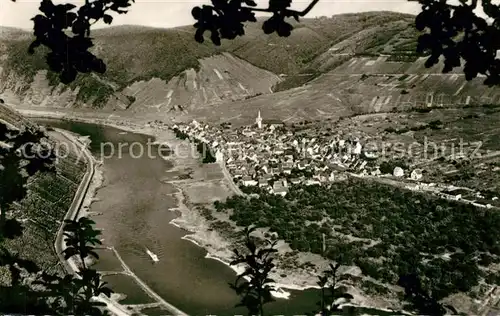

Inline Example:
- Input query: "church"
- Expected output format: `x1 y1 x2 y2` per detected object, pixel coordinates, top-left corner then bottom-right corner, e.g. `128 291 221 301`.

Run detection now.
256 110 262 129
255 110 284 129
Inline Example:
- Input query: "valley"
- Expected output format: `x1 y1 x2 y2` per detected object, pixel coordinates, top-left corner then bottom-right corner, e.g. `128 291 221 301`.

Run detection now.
9 97 500 315
1 9 500 316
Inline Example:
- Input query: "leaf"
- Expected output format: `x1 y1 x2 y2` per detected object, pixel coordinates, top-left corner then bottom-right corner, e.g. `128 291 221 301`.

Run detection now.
88 250 100 260
99 286 113 298
230 258 245 265
39 0 55 15
28 40 41 54
415 10 430 31
246 225 257 236
337 292 354 300
17 259 39 273
103 14 113 24
264 277 275 284
62 3 76 11
63 247 78 260
211 32 221 46
191 6 202 19
195 28 205 43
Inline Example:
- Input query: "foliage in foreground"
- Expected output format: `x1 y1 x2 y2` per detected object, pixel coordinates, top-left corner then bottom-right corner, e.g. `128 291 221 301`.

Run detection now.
230 226 456 316
230 226 277 316
230 226 357 316
0 116 111 314
315 262 354 315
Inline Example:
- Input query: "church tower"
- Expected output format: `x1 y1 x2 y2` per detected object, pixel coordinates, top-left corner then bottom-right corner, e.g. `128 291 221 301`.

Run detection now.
256 110 262 129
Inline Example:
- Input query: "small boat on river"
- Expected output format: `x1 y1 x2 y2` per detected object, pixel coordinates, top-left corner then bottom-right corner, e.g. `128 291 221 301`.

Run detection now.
146 248 159 263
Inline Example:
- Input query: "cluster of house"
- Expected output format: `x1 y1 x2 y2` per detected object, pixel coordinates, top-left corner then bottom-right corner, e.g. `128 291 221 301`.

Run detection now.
171 111 427 196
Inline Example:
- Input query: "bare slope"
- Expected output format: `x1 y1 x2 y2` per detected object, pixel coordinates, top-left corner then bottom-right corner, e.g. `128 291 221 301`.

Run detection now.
188 55 498 126
0 52 281 112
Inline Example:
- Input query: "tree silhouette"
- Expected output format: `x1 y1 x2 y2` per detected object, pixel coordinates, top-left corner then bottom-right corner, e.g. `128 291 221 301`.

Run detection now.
0 121 56 239
0 246 54 314
398 272 459 316
45 217 112 315
230 226 278 316
36 264 112 315
315 262 354 315
0 112 57 314
62 217 102 270
27 0 134 84
414 0 500 86
191 0 319 45
0 129 110 314
0 116 112 314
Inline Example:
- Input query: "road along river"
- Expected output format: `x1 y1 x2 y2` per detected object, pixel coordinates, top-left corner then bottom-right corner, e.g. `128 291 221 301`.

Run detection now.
37 119 321 316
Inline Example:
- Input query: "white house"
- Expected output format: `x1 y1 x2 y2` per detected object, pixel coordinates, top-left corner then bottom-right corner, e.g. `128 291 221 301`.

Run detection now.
261 165 269 174
215 150 224 162
364 151 378 159
191 120 200 128
353 142 362 155
274 187 288 197
241 176 257 186
410 169 423 181
393 167 404 177
371 168 382 176
273 182 288 196
305 179 321 186
258 179 269 187
359 160 367 170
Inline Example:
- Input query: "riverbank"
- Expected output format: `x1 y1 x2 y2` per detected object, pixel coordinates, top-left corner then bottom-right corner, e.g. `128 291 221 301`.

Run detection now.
52 128 132 316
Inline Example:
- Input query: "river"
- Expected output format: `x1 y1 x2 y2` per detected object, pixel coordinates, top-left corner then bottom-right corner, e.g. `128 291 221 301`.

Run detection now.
37 119 321 316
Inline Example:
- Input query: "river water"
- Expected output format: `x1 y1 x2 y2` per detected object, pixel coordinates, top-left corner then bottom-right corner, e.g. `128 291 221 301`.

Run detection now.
37 119 320 316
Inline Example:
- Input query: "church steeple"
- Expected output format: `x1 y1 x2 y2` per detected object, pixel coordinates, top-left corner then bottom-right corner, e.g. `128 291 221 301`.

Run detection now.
256 110 262 129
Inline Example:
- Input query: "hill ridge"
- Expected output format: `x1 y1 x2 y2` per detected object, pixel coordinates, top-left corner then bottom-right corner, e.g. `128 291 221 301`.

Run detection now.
1 11 480 123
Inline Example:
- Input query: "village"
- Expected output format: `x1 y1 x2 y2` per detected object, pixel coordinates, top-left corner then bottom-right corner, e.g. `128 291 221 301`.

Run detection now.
170 111 436 197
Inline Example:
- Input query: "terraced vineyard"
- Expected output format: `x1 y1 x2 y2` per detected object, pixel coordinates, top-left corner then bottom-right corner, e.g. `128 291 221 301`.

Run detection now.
1 104 87 274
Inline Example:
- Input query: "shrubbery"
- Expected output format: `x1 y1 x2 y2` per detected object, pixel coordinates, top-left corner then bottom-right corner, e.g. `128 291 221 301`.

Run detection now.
215 179 500 299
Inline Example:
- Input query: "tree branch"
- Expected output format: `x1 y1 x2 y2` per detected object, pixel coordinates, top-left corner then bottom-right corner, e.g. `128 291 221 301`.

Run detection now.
242 0 320 17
